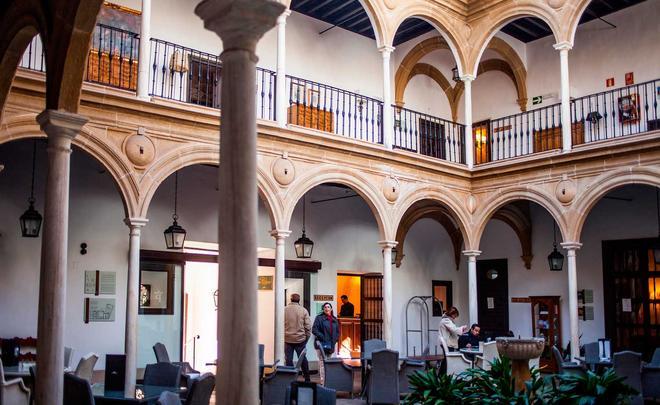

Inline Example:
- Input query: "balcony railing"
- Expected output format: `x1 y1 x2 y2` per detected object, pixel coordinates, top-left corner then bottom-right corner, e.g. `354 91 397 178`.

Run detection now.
148 38 276 120
571 79 659 143
15 24 660 166
285 75 383 144
393 106 466 164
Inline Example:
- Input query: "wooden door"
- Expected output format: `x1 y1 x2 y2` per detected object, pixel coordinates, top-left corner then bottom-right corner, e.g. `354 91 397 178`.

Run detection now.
360 273 383 345
188 56 221 108
477 259 509 339
603 238 660 358
419 118 445 159
530 296 561 372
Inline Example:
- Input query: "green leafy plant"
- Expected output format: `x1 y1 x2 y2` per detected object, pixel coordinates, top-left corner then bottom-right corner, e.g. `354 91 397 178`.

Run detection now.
542 368 639 405
402 368 468 404
461 357 545 404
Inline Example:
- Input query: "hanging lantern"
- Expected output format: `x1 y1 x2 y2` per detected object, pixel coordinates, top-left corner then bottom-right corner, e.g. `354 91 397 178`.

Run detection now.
294 194 314 258
20 140 42 238
452 66 460 82
164 171 186 249
548 222 564 271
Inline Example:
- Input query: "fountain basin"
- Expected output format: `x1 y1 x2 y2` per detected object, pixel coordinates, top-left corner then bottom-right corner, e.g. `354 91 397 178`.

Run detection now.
496 337 545 391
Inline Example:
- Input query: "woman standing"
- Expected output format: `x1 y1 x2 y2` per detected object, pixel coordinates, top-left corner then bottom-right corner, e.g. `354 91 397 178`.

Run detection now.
312 302 340 356
438 306 467 352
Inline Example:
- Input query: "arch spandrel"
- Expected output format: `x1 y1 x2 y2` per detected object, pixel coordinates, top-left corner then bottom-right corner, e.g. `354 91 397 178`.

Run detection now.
567 167 660 242
0 112 137 219
281 165 392 241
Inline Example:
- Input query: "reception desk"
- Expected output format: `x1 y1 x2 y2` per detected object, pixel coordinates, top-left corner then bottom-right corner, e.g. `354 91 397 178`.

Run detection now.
338 317 361 356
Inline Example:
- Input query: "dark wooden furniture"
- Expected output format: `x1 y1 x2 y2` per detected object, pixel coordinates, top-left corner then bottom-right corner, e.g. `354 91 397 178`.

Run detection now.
530 296 562 372
288 104 333 132
338 317 361 356
533 122 584 152
92 383 182 404
87 50 138 91
360 273 383 347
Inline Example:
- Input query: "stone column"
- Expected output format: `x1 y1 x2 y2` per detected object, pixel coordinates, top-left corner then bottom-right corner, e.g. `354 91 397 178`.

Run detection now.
137 0 152 99
379 240 397 346
380 46 395 149
276 10 291 128
461 75 475 169
195 1 284 403
35 110 88 404
270 229 291 363
124 217 148 396
554 42 573 153
463 250 481 325
561 242 582 361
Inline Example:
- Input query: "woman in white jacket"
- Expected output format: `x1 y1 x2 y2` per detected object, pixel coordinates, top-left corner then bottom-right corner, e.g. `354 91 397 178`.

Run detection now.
438 306 467 351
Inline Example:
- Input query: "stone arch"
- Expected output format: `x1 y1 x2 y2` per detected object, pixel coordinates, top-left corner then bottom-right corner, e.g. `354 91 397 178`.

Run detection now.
389 9 466 74
468 5 561 76
0 25 39 121
473 187 568 251
282 166 391 241
393 186 472 251
394 36 527 119
563 0 596 45
137 145 282 230
0 113 135 218
569 167 660 242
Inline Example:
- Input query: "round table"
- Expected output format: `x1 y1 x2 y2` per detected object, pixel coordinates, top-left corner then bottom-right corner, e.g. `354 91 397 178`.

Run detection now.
459 348 483 356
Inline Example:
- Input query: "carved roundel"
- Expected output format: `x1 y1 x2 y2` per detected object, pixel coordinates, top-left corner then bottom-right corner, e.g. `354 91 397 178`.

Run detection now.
383 176 400 203
123 132 156 168
272 156 295 186
547 0 566 9
555 179 577 204
466 194 477 214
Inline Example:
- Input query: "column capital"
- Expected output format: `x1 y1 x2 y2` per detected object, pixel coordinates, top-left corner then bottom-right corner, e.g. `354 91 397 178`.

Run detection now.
124 217 149 228
462 249 482 257
460 74 476 82
270 229 291 239
195 0 285 53
379 45 395 56
277 9 291 24
553 41 573 51
36 110 88 140
560 241 582 251
378 240 398 249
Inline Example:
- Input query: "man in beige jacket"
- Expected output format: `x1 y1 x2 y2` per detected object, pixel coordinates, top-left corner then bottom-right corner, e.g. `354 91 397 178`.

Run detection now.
285 293 311 381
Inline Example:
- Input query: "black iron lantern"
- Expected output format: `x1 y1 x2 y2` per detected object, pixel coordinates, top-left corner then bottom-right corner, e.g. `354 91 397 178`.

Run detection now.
164 171 186 249
20 140 42 238
391 247 397 266
452 66 460 82
547 222 564 271
294 194 314 259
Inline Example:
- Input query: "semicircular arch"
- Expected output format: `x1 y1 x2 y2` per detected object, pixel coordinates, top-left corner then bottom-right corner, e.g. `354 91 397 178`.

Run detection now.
137 145 282 230
473 187 568 250
569 167 660 242
0 112 135 218
282 166 391 241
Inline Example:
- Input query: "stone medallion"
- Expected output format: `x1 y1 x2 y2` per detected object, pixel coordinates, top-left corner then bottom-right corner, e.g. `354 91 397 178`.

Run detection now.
272 155 295 186
547 0 566 9
383 176 400 203
123 129 156 168
555 178 576 204
466 194 477 214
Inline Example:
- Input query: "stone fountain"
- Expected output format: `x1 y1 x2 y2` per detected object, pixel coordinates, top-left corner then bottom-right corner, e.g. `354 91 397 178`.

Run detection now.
496 337 545 391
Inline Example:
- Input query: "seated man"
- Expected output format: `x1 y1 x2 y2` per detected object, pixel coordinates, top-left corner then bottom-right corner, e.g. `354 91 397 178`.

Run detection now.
458 323 481 350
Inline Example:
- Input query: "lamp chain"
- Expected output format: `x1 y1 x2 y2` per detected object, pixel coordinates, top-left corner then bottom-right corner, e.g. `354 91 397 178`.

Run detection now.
29 139 37 204
173 171 179 221
552 221 557 247
656 188 659 238
302 194 306 233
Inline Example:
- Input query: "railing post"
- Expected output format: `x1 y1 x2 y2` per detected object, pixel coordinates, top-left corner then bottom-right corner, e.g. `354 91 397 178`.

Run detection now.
380 46 394 149
137 0 152 99
461 74 475 169
554 41 573 153
276 10 291 127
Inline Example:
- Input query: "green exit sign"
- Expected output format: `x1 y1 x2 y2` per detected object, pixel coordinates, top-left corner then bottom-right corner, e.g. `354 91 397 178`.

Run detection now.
532 96 543 105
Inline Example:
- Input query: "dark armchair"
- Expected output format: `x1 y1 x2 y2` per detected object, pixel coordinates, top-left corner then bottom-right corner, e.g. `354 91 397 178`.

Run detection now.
63 373 94 405
552 346 586 377
262 350 307 405
367 349 399 405
313 339 353 395
144 363 182 388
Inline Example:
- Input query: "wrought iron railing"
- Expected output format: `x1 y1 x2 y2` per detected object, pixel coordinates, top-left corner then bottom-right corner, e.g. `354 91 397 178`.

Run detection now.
477 103 563 163
393 106 466 164
18 35 46 72
571 79 659 143
148 38 276 120
86 24 140 90
285 75 383 144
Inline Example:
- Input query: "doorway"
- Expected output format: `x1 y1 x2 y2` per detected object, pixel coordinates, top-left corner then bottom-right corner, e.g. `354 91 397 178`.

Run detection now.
336 274 362 356
473 120 491 164
603 237 660 358
477 259 509 339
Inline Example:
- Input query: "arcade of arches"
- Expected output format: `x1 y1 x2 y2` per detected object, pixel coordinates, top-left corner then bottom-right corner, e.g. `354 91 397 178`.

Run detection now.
1 0 659 403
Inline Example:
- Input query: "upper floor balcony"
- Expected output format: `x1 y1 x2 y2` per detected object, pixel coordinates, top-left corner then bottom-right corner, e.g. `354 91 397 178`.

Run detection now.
14 0 660 171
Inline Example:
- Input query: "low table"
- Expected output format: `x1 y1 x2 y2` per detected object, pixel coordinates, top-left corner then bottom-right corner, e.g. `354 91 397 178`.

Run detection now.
92 383 181 404
459 348 483 356
2 365 31 379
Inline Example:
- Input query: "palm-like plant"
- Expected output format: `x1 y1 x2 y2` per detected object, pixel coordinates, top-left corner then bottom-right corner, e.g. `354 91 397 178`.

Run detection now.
543 368 638 405
402 368 468 404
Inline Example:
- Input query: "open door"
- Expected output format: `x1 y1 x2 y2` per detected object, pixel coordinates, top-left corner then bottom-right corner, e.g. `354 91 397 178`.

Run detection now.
360 273 383 346
473 120 491 164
